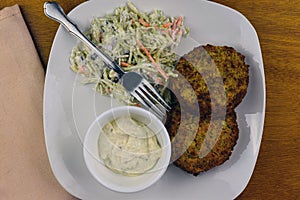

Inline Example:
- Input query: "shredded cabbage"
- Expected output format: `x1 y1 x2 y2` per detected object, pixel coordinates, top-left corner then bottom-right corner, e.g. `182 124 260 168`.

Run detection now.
70 1 189 105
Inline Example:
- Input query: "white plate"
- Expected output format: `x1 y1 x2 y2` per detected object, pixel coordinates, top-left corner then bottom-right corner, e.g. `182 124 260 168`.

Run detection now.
43 0 266 199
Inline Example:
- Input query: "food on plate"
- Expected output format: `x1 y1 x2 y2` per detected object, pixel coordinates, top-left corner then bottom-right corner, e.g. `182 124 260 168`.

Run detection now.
98 116 161 176
67 0 249 177
187 45 249 109
166 44 249 175
169 45 249 117
166 104 238 175
168 57 211 118
69 1 188 105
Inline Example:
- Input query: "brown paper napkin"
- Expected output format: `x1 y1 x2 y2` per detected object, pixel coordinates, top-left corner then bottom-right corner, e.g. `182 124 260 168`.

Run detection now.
0 5 76 199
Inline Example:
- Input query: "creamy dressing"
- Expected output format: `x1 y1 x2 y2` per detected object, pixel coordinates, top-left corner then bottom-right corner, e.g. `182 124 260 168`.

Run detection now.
98 116 162 176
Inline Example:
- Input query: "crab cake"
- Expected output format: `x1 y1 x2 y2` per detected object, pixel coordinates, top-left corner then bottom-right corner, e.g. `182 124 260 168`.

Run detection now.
166 104 239 176
165 44 248 175
170 45 249 116
185 45 249 109
168 63 210 119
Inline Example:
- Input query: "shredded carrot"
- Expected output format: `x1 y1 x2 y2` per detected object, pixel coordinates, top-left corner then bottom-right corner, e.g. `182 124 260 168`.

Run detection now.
172 16 183 31
138 18 150 27
162 22 172 28
176 16 183 28
153 22 172 30
136 39 168 80
170 16 184 40
120 62 131 67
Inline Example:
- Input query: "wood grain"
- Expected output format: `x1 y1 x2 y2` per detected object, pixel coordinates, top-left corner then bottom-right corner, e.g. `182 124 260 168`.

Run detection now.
211 1 300 199
1 0 299 199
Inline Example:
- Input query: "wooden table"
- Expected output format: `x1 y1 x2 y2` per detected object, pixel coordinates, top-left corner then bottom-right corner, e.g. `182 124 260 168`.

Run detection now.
1 0 299 199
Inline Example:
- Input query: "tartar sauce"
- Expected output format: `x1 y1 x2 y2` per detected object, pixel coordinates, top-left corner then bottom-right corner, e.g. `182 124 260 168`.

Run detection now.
98 116 162 176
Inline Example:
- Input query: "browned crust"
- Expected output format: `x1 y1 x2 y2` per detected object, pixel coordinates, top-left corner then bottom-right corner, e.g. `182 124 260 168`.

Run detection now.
166 104 239 176
169 45 249 117
165 44 248 175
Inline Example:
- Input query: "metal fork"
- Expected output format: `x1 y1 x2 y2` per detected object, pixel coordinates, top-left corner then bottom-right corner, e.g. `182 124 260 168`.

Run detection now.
44 2 170 119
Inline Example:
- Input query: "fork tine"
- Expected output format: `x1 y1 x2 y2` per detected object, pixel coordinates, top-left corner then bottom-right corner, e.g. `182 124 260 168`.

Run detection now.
131 91 164 119
141 80 171 110
138 85 168 113
131 91 148 108
136 88 165 117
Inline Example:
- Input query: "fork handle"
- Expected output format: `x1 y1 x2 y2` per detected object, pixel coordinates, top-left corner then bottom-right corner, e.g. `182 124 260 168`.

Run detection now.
44 2 125 76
